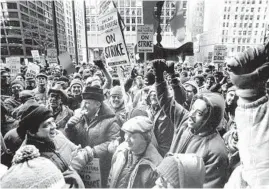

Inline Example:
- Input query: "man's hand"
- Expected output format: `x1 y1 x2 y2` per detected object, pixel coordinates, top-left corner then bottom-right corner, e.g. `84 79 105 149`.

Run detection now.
166 61 175 75
152 59 167 82
131 67 138 79
93 59 105 70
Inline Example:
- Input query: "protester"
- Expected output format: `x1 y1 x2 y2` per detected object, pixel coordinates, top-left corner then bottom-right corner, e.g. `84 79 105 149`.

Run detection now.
4 80 25 115
67 79 83 110
1 69 12 97
193 74 205 90
225 42 269 188
14 73 25 82
25 77 36 90
108 116 163 188
154 153 205 188
65 86 120 187
1 145 68 188
32 72 49 105
152 59 228 188
47 84 73 133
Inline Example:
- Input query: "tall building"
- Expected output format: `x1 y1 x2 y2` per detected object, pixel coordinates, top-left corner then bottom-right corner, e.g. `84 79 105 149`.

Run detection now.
85 0 188 61
197 0 269 63
0 0 85 63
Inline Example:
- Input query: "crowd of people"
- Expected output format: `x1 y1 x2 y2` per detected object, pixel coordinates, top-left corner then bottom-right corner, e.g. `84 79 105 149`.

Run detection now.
1 41 269 188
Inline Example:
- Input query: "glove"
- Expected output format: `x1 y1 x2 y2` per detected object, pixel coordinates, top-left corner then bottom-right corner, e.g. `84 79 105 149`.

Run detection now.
108 138 121 154
152 59 167 83
131 68 138 79
93 59 105 70
166 61 175 75
71 145 94 171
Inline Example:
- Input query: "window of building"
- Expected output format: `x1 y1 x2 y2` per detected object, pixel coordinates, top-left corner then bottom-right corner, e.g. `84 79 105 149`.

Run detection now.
247 38 250 43
240 15 244 20
244 23 247 27
226 22 229 27
243 31 246 35
9 46 23 55
137 17 142 24
257 15 260 20
248 31 252 35
223 30 225 35
7 3 17 9
224 7 227 11
1 46 8 55
234 23 237 27
183 1 187 8
256 23 259 28
233 38 235 43
28 2 36 10
250 15 253 20
247 0 250 4
259 0 262 4
245 15 249 20
243 38 246 43
131 0 136 7
126 18 130 23
223 22 226 27
235 15 238 19
126 26 130 31
6 20 20 27
224 15 226 19
249 23 252 28
125 0 130 6
240 23 243 27
137 9 141 15
254 38 256 43
227 15 230 19
232 48 234 52
237 46 241 52
20 5 28 13
126 8 130 15
228 7 231 11
241 7 244 11
242 46 245 51
252 0 255 4
30 10 36 17
24 38 32 45
236 7 238 11
132 18 136 23
239 30 242 35
21 13 29 22
132 26 135 31
8 12 19 18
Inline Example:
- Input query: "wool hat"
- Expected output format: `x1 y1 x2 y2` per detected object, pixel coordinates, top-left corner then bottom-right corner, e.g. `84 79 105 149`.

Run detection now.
128 107 148 119
58 76 69 83
1 145 66 188
184 80 199 94
70 79 83 89
156 153 205 188
18 105 53 135
122 116 153 134
110 86 123 96
11 79 25 88
82 86 104 102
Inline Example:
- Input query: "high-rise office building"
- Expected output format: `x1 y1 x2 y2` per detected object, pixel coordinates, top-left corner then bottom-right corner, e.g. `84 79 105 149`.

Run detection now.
85 0 188 61
197 0 269 62
1 0 85 63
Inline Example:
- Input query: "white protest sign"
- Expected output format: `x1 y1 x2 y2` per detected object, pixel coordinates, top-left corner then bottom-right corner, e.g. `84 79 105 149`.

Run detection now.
126 43 136 65
137 24 154 53
31 50 40 62
6 57 21 77
98 8 129 67
26 62 40 78
213 45 227 64
24 58 29 66
78 158 102 188
58 52 75 75
47 48 58 64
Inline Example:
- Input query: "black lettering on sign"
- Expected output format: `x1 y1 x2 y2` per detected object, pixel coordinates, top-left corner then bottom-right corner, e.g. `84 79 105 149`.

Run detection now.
106 33 116 44
105 43 125 58
138 41 153 47
88 180 100 188
141 35 149 40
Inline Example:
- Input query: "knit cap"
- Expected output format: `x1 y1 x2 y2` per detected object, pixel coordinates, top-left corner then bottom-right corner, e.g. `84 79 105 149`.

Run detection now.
110 86 123 96
1 145 66 188
70 79 83 89
11 79 25 88
82 86 104 102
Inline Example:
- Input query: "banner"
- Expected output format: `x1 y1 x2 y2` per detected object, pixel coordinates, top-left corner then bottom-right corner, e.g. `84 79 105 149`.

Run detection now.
26 62 40 78
137 25 154 53
31 50 40 62
98 8 129 67
78 158 102 188
47 48 58 64
6 57 21 77
58 52 75 75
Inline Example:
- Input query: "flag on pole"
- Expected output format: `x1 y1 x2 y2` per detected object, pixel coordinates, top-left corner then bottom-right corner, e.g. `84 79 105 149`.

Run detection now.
142 1 159 33
169 1 186 43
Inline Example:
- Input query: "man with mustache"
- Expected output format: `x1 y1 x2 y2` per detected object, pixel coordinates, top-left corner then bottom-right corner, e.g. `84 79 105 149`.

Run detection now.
152 59 228 188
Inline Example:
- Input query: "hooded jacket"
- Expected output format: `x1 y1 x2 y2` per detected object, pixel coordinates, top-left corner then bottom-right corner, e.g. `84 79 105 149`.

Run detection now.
64 102 120 187
156 81 228 188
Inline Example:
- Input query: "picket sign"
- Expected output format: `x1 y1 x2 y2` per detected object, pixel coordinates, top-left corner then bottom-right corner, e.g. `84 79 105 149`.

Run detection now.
6 57 21 77
26 62 40 78
47 48 58 64
78 158 102 188
31 50 40 62
98 8 130 68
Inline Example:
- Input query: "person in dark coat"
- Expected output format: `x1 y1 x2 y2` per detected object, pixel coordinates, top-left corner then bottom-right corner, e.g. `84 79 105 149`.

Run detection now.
1 70 12 97
65 86 120 187
152 59 228 188
67 79 83 111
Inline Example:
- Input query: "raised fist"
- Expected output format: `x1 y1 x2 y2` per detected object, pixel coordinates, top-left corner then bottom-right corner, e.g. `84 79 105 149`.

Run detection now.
166 61 175 75
151 59 167 82
93 59 105 70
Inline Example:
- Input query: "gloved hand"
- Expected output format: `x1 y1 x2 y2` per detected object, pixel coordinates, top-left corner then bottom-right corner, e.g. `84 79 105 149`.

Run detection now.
93 59 105 70
71 145 94 172
166 61 175 75
227 42 269 98
152 59 167 83
108 137 121 154
131 67 138 79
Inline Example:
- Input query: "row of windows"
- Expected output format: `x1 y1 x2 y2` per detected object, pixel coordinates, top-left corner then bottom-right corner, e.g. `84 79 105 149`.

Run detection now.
225 6 267 12
225 14 266 20
222 37 264 44
223 22 265 28
225 0 265 4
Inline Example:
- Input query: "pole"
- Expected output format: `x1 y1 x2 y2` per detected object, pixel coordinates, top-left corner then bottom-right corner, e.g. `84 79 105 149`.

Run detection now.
72 0 79 65
144 52 147 77
84 0 89 62
52 0 59 57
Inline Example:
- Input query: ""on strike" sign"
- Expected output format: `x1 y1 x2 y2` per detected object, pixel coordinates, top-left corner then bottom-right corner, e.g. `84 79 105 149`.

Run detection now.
137 25 154 53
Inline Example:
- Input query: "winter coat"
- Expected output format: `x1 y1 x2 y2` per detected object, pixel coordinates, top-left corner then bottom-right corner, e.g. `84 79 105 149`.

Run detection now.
51 105 73 134
67 95 82 111
156 81 228 188
4 96 21 115
108 142 162 188
22 131 91 188
65 102 120 187
32 87 48 105
226 96 269 188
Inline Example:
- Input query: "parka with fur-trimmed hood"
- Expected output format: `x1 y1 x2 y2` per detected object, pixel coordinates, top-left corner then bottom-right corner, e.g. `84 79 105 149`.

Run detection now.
155 81 228 188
